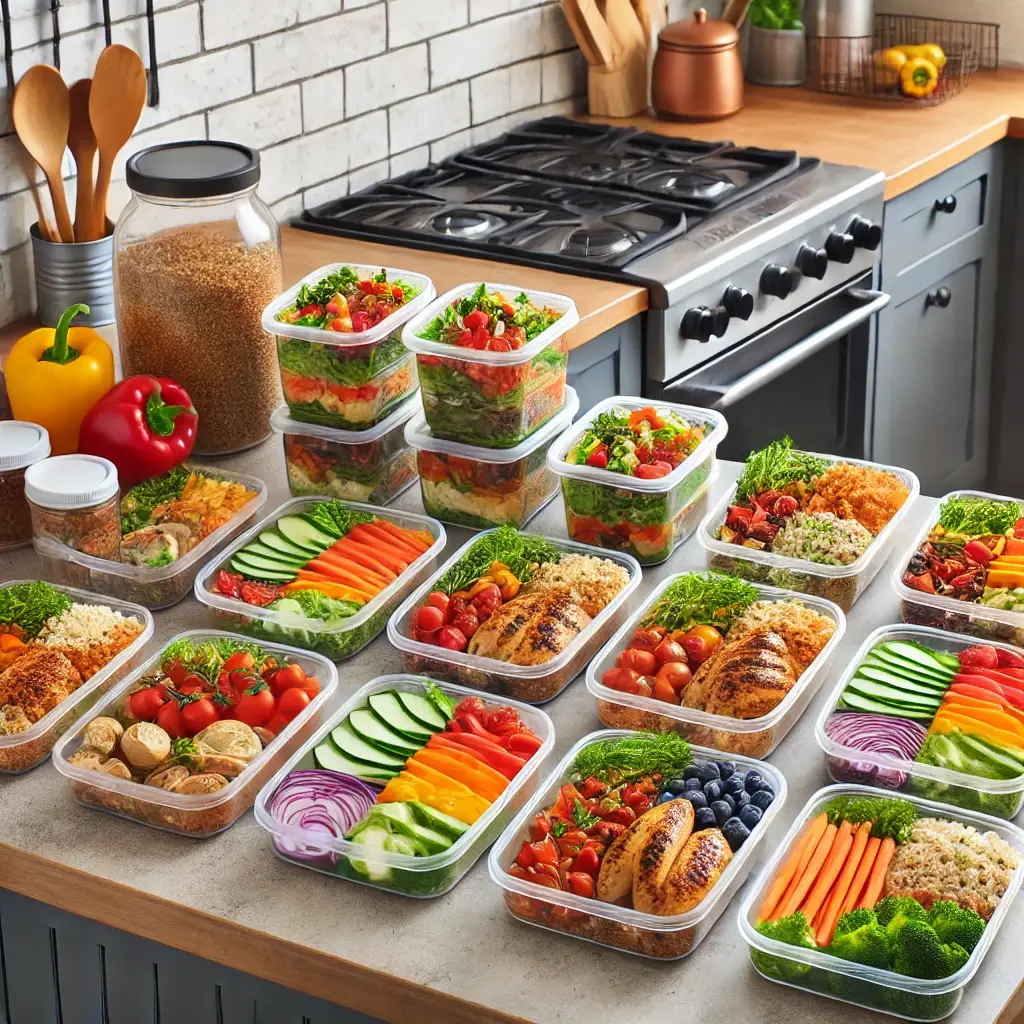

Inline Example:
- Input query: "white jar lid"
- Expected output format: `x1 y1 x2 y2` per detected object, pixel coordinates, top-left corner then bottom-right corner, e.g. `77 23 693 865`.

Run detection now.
24 454 119 509
0 421 50 471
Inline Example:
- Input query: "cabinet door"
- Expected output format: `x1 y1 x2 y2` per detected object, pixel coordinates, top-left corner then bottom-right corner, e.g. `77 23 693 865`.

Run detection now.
873 260 979 494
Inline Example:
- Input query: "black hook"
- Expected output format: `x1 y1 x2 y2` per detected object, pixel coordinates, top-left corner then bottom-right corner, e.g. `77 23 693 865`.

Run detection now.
50 0 60 70
926 287 952 309
102 0 111 46
145 0 159 106
0 0 13 101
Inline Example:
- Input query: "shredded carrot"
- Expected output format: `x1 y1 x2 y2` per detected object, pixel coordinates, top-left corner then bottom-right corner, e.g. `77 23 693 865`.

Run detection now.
776 823 837 920
815 821 871 945
857 836 896 909
758 813 827 923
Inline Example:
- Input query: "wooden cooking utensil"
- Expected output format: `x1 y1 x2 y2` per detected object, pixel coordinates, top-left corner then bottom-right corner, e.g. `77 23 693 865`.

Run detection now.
12 65 74 243
630 0 667 40
14 142 57 242
562 0 617 68
602 0 647 56
722 0 755 28
86 44 146 242
68 79 97 243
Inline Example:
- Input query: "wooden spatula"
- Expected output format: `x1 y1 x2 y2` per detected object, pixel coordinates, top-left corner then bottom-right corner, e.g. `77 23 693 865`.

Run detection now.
86 44 146 241
68 79 97 244
562 0 617 67
602 0 647 57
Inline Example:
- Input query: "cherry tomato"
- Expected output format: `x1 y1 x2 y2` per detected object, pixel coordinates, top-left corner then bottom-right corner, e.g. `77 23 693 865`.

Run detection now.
426 591 450 619
586 448 608 469
652 677 679 704
223 651 255 673
128 685 166 721
451 612 479 638
567 872 595 898
656 661 692 693
156 700 184 739
163 658 188 685
572 846 600 876
616 648 656 675
463 308 489 330
682 634 711 665
278 687 311 722
629 627 665 653
688 624 724 654
296 675 321 699
415 605 445 633
414 626 439 645
178 673 210 696
601 667 641 693
653 638 687 665
262 712 288 737
471 583 502 608
235 689 275 727
181 698 219 736
635 461 672 480
270 663 307 697
437 626 468 652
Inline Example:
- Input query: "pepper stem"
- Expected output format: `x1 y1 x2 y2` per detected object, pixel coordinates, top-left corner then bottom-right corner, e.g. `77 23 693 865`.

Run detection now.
145 391 186 437
40 303 90 364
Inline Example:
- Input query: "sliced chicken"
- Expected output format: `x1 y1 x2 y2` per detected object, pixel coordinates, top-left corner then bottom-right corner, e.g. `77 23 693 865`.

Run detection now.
657 828 733 915
632 799 696 914
597 798 684 904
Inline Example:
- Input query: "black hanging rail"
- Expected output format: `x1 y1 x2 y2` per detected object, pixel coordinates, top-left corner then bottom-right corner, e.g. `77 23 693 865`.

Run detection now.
50 0 60 69
145 0 158 105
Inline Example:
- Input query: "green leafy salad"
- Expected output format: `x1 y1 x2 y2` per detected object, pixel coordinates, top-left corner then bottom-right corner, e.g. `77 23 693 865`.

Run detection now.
419 284 562 349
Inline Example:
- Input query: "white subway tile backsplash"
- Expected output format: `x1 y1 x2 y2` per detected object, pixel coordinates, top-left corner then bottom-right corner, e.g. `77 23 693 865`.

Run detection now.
302 70 347 133
390 146 429 177
346 110 390 170
303 174 350 210
388 0 467 47
345 45 429 118
208 87 303 151
470 60 541 125
541 50 587 102
348 158 391 192
430 8 545 87
389 82 470 151
430 127 474 163
470 0 548 21
202 0 341 50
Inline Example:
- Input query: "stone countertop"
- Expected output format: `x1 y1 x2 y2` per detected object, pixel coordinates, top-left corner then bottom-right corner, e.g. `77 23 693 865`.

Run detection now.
1 446 1022 1024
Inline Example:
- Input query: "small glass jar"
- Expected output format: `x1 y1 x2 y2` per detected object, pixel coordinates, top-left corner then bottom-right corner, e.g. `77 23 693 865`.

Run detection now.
0 421 50 552
114 141 283 455
25 454 121 561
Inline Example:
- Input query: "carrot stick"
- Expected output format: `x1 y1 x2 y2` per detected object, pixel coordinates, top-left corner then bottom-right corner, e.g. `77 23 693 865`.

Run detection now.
304 558 383 592
841 836 881 917
815 821 871 946
774 815 833 920
315 550 391 588
331 537 408 576
339 531 415 573
376 518 430 552
776 822 838 920
758 813 828 923
327 539 398 580
800 820 854 923
857 836 896 909
351 522 422 559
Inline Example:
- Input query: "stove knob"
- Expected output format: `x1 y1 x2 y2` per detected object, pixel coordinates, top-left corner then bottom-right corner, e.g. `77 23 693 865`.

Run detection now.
825 231 856 264
681 307 714 342
760 263 794 300
848 215 882 251
796 244 829 280
710 305 730 338
722 286 754 320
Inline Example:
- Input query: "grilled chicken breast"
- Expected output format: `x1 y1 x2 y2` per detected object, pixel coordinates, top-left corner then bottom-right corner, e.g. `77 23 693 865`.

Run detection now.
656 827 733 915
0 648 82 724
597 798 688 904
632 799 696 914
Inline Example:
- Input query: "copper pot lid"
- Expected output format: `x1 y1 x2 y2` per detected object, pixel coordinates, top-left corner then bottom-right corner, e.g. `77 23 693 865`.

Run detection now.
658 8 739 52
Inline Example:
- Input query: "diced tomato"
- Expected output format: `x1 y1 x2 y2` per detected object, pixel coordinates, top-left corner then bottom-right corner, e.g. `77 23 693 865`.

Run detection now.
215 570 243 599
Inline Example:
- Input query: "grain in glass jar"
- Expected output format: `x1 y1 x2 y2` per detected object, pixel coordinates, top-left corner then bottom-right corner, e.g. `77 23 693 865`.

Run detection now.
25 455 121 562
114 141 283 455
0 421 50 552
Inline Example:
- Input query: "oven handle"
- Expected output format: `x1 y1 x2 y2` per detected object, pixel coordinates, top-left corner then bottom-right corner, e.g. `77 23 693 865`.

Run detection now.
703 288 890 409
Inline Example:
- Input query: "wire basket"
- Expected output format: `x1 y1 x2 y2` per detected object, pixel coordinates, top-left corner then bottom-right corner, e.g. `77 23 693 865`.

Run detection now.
807 14 999 105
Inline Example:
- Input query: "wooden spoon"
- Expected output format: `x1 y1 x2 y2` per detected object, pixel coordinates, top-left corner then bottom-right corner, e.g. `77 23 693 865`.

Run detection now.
87 44 146 241
68 79 97 243
12 65 74 243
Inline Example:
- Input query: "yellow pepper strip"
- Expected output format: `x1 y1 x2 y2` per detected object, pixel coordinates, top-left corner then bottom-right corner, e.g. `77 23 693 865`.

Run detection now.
900 57 939 99
4 303 115 455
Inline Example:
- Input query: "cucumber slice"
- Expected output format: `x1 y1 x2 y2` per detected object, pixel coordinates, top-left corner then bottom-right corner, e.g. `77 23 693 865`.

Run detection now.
845 676 942 709
396 691 448 732
346 825 394 881
839 691 936 719
861 655 951 691
330 722 406 769
855 665 949 699
313 739 397 780
241 541 306 567
348 708 422 756
368 692 434 742
230 554 295 582
277 515 336 554
260 530 319 561
868 646 955 684
408 801 469 840
881 641 958 678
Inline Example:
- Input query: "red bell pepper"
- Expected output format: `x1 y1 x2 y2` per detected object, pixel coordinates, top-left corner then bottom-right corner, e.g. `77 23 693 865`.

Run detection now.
78 375 198 488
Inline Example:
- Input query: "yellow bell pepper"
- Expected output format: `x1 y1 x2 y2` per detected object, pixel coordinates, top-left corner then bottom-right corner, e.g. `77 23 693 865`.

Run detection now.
900 56 939 99
896 43 946 70
3 303 114 455
873 48 907 87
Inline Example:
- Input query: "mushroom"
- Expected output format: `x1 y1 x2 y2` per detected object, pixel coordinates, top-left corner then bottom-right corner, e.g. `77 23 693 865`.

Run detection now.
194 720 261 761
145 765 190 791
96 757 132 780
120 523 193 566
82 717 124 756
252 727 273 747
67 745 107 770
174 773 229 795
120 722 171 768
200 753 248 778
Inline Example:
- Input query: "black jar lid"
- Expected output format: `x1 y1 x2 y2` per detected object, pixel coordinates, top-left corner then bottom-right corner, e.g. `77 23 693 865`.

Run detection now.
126 140 260 199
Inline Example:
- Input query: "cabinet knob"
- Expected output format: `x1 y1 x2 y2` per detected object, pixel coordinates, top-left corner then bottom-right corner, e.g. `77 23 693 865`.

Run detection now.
760 263 794 299
934 195 958 215
926 287 952 309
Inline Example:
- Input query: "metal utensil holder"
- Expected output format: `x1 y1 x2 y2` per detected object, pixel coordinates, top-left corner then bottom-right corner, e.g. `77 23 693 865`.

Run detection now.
31 223 114 327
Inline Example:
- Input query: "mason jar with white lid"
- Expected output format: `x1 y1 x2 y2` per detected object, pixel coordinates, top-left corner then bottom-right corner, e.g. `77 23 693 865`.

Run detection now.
0 421 50 552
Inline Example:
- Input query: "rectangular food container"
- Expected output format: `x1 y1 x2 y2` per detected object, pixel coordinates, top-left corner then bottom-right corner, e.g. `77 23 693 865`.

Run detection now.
270 397 418 505
699 453 920 612
547 397 728 566
32 464 267 610
254 674 554 897
738 783 1024 1021
387 531 641 703
401 282 578 449
587 575 845 758
195 498 446 661
262 263 434 430
893 489 1024 647
0 581 154 774
52 630 338 837
489 729 787 959
815 624 1024 819
406 386 578 530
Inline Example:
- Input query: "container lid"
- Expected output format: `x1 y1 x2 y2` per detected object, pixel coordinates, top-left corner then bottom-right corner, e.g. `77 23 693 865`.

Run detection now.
270 392 421 444
126 141 260 199
24 454 119 508
405 387 579 463
0 421 50 471
659 8 738 50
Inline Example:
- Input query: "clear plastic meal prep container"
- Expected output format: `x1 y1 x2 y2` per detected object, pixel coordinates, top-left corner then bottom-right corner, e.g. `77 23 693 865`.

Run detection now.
254 674 554 898
738 783 1024 1021
195 498 446 662
547 397 728 566
32 464 268 611
816 623 1024 819
893 489 1024 647
52 630 338 837
699 453 920 612
0 581 153 774
401 281 579 449
270 396 418 506
387 530 641 703
489 729 788 959
588 575 846 758
406 386 578 530
262 263 434 431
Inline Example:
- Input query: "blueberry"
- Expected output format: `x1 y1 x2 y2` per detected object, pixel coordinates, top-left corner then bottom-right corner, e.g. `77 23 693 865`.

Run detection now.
685 790 708 810
739 804 763 829
724 775 746 796
735 791 751 810
744 771 764 794
703 780 723 801
683 764 702 781
722 818 751 851
665 779 688 795
695 807 718 829
684 778 703 791
659 791 677 804
716 760 737 779
720 793 735 813
750 789 775 811
710 799 733 825
697 762 721 784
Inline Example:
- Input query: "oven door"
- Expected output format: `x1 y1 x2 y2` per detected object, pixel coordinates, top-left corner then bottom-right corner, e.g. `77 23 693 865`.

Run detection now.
662 275 889 462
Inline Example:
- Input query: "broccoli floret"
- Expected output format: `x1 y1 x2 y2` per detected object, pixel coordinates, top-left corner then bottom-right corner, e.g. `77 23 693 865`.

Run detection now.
831 907 877 938
752 912 816 982
826 909 890 969
928 901 985 954
890 920 969 979
874 895 929 938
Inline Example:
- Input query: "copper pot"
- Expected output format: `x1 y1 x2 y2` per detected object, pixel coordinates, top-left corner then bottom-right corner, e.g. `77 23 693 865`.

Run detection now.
652 8 743 121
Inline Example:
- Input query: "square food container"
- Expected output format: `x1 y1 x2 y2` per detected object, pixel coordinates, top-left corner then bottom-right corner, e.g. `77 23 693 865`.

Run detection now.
587 575 845 758
254 674 554 898
406 386 579 530
738 784 1024 1021
893 489 1024 646
195 498 446 661
32 464 268 610
401 282 579 449
270 397 418 506
489 729 787 959
52 630 338 837
0 581 154 774
698 453 920 612
387 531 641 703
262 263 434 430
546 397 728 566
815 623 1024 819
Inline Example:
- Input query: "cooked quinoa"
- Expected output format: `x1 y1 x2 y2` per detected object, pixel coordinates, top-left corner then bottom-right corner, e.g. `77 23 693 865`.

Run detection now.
885 816 1021 920
727 599 835 671
771 511 873 566
37 603 144 680
523 554 630 618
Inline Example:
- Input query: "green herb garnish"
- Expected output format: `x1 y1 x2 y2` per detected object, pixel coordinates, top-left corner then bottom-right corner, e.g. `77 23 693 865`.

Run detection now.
572 798 600 830
0 581 72 638
937 497 1021 538
425 680 455 720
643 571 758 632
302 501 375 539
733 436 829 503
435 526 560 595
120 465 190 534
551 820 568 838
823 795 918 843
419 284 561 345
571 732 691 782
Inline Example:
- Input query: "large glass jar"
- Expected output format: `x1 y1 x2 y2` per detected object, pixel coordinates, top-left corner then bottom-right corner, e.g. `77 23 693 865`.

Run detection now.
114 141 283 455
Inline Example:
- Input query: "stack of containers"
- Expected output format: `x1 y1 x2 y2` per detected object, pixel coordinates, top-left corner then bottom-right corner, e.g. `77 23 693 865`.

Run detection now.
262 263 435 505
